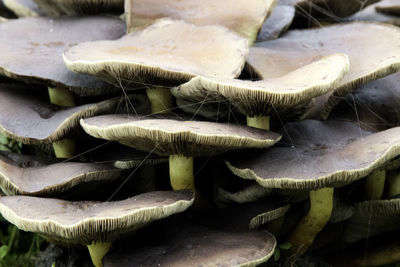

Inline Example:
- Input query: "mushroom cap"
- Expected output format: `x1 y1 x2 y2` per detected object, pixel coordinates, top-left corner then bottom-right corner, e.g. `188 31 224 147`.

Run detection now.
256 4 295 42
0 83 146 144
2 0 44 17
350 0 400 26
80 114 281 157
63 19 249 87
248 22 400 119
125 0 276 43
172 53 349 117
0 16 125 96
376 0 400 15
226 120 400 190
331 72 400 132
0 151 121 196
33 0 123 16
344 199 400 243
104 225 276 266
0 190 194 244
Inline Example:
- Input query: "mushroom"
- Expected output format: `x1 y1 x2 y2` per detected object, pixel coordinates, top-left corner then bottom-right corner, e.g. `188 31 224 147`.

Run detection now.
225 120 400 258
63 19 249 114
172 53 349 130
349 0 400 26
0 190 194 267
124 0 276 43
247 22 400 120
0 83 146 158
104 224 276 266
0 150 122 196
80 114 281 192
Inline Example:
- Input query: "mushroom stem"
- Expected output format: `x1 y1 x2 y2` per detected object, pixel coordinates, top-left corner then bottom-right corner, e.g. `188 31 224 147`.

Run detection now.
365 169 386 200
48 87 75 107
146 87 173 114
52 138 76 158
387 169 400 198
286 187 334 260
48 87 76 158
87 241 111 267
246 116 270 131
169 154 195 190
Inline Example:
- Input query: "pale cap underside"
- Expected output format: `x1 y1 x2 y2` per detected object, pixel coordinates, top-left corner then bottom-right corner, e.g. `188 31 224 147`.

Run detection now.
173 53 349 117
0 190 194 244
80 114 281 157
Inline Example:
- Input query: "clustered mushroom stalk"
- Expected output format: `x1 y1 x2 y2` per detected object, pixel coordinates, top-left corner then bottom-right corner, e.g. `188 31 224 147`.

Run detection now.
145 86 173 114
247 116 270 131
169 154 195 190
287 187 334 259
48 87 76 158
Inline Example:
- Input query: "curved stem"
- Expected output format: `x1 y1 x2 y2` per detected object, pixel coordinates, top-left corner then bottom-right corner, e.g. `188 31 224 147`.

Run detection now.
287 187 334 260
169 154 195 190
87 242 112 267
146 87 173 114
365 169 386 200
246 116 270 131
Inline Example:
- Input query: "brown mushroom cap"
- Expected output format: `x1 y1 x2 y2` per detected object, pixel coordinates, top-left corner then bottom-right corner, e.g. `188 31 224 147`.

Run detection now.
104 225 276 266
0 190 194 244
0 16 125 96
331 72 400 132
0 151 121 196
80 114 281 157
2 0 44 17
226 120 400 190
172 54 349 117
124 0 276 42
0 83 147 144
63 19 249 88
248 22 400 119
33 0 123 17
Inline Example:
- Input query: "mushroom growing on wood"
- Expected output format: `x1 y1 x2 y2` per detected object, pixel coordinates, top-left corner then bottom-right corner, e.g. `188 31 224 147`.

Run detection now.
0 190 194 267
80 114 281 192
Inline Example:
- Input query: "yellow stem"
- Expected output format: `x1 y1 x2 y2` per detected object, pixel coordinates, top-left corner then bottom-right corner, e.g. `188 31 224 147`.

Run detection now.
287 187 334 260
169 154 194 190
246 116 270 130
48 87 75 107
387 169 400 198
146 87 173 114
87 242 111 267
52 138 76 159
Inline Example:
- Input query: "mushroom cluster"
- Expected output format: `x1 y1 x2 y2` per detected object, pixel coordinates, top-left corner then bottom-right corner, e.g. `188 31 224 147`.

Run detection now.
0 0 400 266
